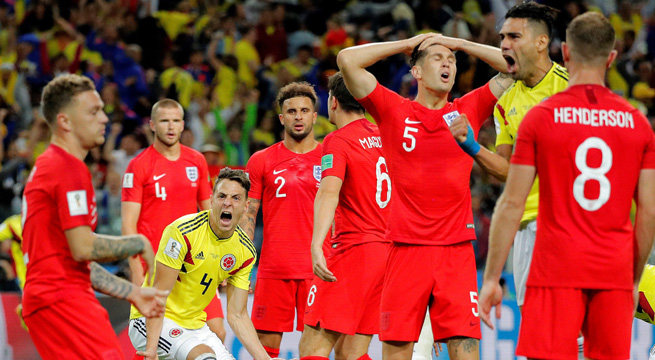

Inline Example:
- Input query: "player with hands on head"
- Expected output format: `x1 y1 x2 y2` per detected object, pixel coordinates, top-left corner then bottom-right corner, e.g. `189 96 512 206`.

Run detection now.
21 74 167 360
478 12 655 360
338 31 512 360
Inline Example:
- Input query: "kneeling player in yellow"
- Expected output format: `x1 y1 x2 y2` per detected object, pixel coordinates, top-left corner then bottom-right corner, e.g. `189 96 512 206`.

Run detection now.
129 168 279 360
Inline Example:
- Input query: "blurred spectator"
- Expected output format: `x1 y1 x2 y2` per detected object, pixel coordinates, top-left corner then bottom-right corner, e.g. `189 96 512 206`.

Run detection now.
200 143 226 187
609 0 643 40
96 171 122 236
255 4 288 63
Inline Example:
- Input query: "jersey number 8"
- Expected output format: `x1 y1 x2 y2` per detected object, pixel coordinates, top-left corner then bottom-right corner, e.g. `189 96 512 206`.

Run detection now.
573 137 612 211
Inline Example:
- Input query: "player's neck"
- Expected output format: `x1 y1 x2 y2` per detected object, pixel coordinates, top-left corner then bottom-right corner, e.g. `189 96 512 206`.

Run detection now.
334 111 364 129
50 134 88 161
566 63 606 87
523 59 553 88
283 135 318 154
153 140 181 161
414 88 448 110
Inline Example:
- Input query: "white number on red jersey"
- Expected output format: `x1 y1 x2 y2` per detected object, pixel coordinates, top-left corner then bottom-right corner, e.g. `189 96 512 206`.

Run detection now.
573 137 612 211
470 291 479 317
155 182 167 201
375 157 391 208
274 176 287 198
403 126 418 152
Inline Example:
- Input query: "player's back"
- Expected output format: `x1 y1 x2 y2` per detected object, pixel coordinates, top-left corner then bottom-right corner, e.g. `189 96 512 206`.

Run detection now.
122 145 212 251
22 146 96 315
515 84 655 289
322 119 390 250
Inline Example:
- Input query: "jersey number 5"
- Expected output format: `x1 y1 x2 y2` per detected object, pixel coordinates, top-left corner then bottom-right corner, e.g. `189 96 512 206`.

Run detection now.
403 126 419 152
573 137 612 211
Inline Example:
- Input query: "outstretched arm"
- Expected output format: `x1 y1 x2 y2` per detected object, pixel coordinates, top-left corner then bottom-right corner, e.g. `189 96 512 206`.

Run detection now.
89 262 166 318
634 169 655 289
226 284 272 360
337 33 435 99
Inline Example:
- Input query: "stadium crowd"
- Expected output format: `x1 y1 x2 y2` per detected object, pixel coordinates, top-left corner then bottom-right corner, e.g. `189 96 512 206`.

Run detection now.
0 0 653 348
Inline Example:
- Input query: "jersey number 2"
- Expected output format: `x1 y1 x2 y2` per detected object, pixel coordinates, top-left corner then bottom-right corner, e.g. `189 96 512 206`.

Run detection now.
274 176 286 198
573 137 612 211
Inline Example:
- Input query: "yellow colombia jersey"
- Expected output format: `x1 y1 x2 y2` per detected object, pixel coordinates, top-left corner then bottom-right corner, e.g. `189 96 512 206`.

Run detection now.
130 210 257 329
637 264 655 325
494 63 569 223
0 215 25 289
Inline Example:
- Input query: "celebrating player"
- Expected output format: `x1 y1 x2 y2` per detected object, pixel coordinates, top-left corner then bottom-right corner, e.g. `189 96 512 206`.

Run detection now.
298 72 391 360
122 99 226 342
338 33 512 359
21 74 166 359
241 82 324 358
129 168 278 360
478 12 655 359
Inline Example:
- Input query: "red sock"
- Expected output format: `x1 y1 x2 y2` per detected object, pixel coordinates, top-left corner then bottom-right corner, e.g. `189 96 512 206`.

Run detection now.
356 355 372 360
299 357 329 360
263 345 280 358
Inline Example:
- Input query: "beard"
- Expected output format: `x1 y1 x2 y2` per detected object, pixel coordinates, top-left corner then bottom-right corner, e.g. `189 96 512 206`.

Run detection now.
285 124 312 142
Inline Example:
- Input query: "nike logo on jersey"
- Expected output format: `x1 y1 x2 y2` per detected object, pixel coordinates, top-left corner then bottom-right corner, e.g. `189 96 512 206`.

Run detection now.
153 174 166 181
273 169 287 175
404 117 421 125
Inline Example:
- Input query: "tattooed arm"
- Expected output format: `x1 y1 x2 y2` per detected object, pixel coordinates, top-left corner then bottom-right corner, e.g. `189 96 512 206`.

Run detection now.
238 198 261 240
89 262 167 318
65 226 156 280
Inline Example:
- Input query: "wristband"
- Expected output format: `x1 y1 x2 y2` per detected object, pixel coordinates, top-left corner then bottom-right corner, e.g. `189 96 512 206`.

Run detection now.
457 124 481 157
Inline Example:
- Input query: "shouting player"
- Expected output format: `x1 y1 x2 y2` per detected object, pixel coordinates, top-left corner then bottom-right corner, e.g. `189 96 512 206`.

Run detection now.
122 99 226 342
241 82 323 358
21 74 166 359
129 168 279 360
338 33 512 359
479 12 655 359
298 72 391 360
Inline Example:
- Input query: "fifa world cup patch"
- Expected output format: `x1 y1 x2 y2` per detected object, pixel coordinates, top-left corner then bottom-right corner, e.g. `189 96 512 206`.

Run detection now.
321 154 333 172
123 173 134 188
221 254 236 271
169 328 183 338
66 190 88 216
164 238 182 259
466 223 475 229
443 111 460 127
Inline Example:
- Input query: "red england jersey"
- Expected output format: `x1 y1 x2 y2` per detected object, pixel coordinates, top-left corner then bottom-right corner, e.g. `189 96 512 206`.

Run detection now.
321 119 391 250
357 83 497 245
122 145 212 251
512 84 655 289
247 142 322 279
21 145 98 316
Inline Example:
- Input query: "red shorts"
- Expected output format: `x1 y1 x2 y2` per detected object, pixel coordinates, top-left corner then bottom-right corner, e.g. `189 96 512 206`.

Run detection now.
205 289 224 320
252 278 311 332
517 287 633 360
304 241 390 335
24 296 123 360
379 242 480 342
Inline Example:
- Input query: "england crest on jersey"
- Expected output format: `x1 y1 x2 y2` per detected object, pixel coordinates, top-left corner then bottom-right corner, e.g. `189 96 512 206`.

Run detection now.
313 165 322 181
186 166 198 182
443 111 460 127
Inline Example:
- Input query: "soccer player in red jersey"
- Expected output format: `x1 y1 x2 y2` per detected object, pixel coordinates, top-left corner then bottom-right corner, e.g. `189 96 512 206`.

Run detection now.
21 74 166 359
241 82 323 358
298 72 391 360
478 12 655 359
122 99 227 342
338 34 512 359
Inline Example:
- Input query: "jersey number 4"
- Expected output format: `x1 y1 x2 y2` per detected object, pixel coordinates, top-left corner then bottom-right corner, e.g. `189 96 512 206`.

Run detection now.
155 182 167 201
200 273 213 295
573 137 612 211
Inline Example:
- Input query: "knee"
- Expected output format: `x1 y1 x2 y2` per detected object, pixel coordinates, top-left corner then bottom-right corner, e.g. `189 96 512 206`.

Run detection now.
186 344 215 360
